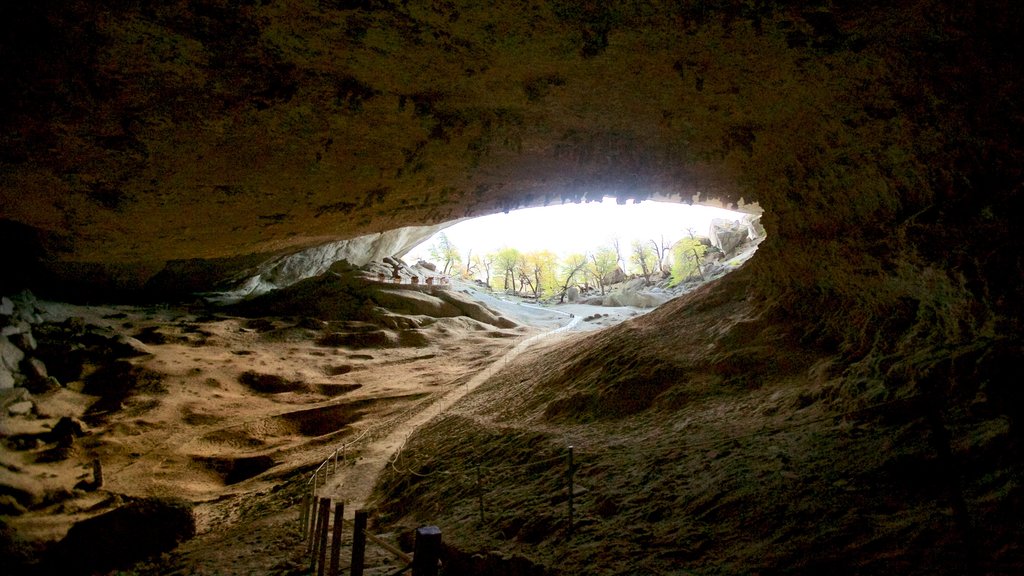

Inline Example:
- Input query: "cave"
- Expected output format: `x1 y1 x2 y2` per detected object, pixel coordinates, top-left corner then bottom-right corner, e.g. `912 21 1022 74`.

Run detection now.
0 1 1021 575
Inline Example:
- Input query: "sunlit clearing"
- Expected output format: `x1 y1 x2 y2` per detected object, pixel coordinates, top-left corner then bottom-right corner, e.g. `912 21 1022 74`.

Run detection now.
407 197 756 261
403 197 763 300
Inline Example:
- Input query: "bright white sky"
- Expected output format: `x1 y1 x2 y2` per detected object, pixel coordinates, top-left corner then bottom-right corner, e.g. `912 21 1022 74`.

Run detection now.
406 197 748 261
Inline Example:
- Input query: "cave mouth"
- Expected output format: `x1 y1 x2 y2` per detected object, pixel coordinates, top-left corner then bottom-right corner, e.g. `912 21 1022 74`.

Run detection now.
405 197 765 297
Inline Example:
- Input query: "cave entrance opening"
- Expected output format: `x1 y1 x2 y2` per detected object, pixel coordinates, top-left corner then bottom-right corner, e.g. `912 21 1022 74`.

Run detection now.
404 197 764 304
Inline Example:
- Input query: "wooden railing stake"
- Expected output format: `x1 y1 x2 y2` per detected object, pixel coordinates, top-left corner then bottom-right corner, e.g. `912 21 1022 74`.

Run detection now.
317 500 331 576
311 498 330 573
329 502 345 576
351 509 368 576
412 525 442 576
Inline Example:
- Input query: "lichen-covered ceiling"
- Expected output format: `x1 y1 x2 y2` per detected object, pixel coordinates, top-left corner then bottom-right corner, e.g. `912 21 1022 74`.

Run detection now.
1 0 1021 338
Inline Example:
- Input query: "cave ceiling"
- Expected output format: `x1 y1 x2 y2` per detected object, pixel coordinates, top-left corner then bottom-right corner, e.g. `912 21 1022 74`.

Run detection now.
0 1 1020 307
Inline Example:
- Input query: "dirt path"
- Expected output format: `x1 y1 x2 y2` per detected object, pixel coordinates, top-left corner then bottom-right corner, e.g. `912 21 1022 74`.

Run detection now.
320 311 581 517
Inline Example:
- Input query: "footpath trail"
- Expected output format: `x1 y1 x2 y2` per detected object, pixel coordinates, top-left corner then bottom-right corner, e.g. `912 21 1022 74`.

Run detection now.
322 308 580 517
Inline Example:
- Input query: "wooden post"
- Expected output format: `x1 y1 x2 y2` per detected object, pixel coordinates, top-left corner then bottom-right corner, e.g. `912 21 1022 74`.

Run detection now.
308 484 319 544
329 502 345 576
412 525 442 576
311 498 330 572
307 493 320 552
476 463 484 524
351 509 368 576
92 458 103 488
300 493 311 536
567 445 575 536
317 501 331 576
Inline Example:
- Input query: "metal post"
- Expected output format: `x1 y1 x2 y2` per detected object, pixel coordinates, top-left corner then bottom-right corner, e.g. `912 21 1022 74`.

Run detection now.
329 503 345 576
351 509 368 576
567 445 575 536
412 525 442 576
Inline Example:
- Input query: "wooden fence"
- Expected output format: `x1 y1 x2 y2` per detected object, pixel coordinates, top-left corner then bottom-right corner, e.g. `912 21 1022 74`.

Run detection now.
299 498 441 576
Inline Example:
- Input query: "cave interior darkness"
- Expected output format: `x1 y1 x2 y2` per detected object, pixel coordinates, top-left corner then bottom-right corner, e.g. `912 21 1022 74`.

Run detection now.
1 1 1023 575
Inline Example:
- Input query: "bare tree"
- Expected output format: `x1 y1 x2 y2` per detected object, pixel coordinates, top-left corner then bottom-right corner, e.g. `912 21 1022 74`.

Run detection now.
653 235 673 276
472 253 493 286
610 236 624 272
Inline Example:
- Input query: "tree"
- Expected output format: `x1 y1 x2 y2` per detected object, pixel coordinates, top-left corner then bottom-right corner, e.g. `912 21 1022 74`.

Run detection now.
428 233 460 275
589 247 619 295
557 252 590 303
610 236 624 271
472 253 493 286
670 237 708 286
492 247 521 293
519 250 559 298
653 235 673 276
464 248 475 278
630 239 658 284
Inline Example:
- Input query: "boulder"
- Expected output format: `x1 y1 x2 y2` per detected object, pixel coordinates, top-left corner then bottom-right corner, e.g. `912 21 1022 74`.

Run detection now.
1 320 30 337
708 218 750 257
0 363 14 390
9 291 42 325
602 267 626 286
567 286 580 302
0 332 25 377
10 330 36 352
0 388 30 412
7 401 33 416
416 259 437 272
21 357 50 388
0 297 13 316
48 417 86 447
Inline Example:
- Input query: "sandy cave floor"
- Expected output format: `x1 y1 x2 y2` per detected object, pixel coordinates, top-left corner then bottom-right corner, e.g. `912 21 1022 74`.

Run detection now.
1 282 648 575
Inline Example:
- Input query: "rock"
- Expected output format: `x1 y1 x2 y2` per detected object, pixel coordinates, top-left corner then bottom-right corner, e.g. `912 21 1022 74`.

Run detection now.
0 387 30 411
10 330 36 352
708 218 751 257
567 286 580 302
0 297 13 316
10 290 41 324
0 320 30 337
114 335 152 357
602 267 626 286
0 363 15 390
22 357 47 380
22 358 59 393
0 335 25 371
416 259 437 271
7 400 33 416
48 416 85 446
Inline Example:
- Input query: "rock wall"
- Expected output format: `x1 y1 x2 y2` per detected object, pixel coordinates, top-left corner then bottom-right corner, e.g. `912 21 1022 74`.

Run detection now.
0 1 1019 374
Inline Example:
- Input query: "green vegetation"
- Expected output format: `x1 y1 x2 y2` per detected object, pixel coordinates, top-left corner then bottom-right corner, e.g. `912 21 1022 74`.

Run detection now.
418 227 732 300
670 237 708 286
427 233 461 275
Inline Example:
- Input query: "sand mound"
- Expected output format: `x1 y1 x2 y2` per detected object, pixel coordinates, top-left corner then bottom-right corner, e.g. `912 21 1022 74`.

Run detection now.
228 262 517 330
